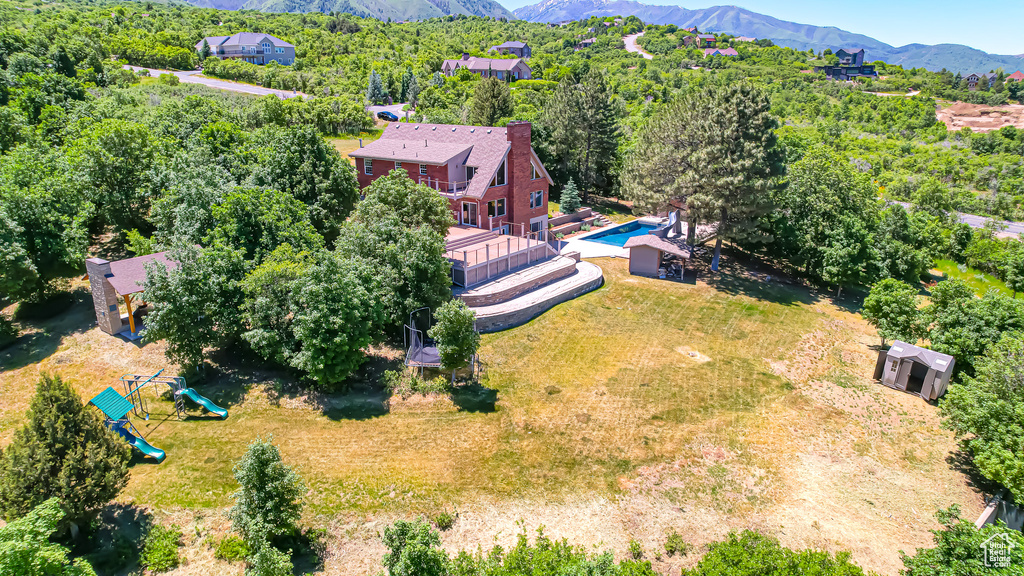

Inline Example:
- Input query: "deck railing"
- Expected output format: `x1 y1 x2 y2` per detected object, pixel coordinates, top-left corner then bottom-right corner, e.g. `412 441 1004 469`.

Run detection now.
416 176 473 200
447 228 555 287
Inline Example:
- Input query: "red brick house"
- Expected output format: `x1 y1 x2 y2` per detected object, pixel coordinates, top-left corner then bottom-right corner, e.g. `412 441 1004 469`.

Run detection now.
349 121 553 237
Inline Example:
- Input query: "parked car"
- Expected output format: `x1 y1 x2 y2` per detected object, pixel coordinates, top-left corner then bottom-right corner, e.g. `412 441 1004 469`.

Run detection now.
377 111 399 121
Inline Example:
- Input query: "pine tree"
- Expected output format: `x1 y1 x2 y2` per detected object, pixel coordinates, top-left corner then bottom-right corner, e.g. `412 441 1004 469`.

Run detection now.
199 39 212 60
0 374 131 531
366 70 386 105
541 70 620 202
407 73 420 108
622 83 783 270
469 76 513 126
559 178 582 214
430 71 445 88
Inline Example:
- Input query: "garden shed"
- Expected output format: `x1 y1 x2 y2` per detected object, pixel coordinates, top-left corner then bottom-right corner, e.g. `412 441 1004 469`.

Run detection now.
874 341 955 401
623 231 691 279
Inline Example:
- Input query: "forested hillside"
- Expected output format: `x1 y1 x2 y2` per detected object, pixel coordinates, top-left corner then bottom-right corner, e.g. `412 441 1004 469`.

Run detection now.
513 0 1024 73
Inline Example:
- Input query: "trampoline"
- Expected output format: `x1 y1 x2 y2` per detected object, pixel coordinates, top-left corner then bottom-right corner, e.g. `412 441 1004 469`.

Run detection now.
405 307 441 369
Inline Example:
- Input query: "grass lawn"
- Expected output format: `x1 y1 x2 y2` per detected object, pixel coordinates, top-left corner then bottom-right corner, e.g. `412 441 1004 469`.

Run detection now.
328 131 382 165
0 257 982 575
931 258 1014 297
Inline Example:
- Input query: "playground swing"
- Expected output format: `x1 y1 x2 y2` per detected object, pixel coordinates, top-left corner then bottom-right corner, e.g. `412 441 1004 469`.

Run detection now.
88 369 228 463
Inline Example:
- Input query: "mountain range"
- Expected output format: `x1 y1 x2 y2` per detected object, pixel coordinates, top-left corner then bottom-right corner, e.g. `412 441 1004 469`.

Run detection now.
188 0 513 22
513 0 1023 74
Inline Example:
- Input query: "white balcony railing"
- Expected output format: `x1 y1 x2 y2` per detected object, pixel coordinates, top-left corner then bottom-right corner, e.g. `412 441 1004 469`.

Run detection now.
416 176 473 200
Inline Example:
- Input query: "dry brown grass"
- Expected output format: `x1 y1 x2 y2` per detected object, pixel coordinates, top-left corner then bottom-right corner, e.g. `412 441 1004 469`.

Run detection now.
0 258 983 575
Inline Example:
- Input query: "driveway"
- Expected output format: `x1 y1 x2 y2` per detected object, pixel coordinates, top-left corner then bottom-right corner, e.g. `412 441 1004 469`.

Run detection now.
623 32 654 60
123 65 306 99
368 103 410 122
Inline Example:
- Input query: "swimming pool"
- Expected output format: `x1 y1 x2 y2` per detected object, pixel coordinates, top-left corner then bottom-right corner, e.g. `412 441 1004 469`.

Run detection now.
583 221 661 247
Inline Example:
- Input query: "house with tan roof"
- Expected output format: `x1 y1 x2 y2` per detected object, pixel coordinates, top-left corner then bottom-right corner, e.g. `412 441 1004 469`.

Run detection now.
441 53 532 80
704 47 738 57
350 121 552 236
196 32 295 65
683 34 716 48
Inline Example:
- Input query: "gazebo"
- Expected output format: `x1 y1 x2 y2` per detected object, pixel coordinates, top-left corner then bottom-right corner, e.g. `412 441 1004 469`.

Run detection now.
85 253 176 339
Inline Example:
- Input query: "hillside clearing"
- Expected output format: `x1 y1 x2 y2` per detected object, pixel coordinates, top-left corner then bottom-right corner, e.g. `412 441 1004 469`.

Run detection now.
0 257 982 575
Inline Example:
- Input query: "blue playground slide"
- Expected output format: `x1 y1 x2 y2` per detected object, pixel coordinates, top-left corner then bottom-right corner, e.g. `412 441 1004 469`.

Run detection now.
180 388 228 419
111 421 166 462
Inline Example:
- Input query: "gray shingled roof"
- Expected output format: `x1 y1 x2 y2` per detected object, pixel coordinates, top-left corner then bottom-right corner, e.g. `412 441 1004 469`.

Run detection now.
442 56 529 73
624 233 691 259
195 32 294 52
491 41 527 49
350 123 552 200
106 252 177 295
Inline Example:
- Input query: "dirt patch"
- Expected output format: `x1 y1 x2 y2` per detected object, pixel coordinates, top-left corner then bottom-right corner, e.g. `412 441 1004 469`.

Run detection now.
675 346 711 363
936 101 1024 133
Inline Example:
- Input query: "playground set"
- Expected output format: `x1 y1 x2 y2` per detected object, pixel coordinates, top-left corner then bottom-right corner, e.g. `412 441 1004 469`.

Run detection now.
88 369 227 463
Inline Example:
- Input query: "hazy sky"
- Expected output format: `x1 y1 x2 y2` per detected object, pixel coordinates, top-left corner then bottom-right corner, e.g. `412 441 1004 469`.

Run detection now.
500 0 1024 55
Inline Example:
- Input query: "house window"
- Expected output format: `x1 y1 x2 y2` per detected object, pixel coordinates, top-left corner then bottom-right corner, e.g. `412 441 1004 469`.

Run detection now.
364 161 373 176
419 164 428 176
466 166 476 180
890 360 897 372
530 162 540 180
490 160 506 187
530 220 543 233
262 42 271 52
530 190 544 209
487 198 506 218
395 162 402 169
276 47 284 54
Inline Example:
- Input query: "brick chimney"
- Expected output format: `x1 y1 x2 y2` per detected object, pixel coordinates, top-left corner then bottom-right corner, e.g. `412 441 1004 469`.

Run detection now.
461 52 470 60
85 258 123 335
506 121 535 231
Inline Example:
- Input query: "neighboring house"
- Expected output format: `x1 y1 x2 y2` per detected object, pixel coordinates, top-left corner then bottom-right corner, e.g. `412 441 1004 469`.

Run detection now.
1008 70 1024 82
704 47 738 57
836 48 865 66
734 36 757 42
196 33 295 65
489 41 531 59
683 34 716 48
874 341 955 401
966 71 999 90
441 53 532 80
350 122 553 235
814 48 877 80
576 37 597 50
683 26 698 33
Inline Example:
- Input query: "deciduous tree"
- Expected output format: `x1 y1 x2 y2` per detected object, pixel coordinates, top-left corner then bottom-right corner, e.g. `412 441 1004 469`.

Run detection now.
142 243 246 370
352 169 454 237
941 334 1024 501
229 436 304 545
862 279 922 346
901 506 1024 576
244 126 360 244
0 499 97 576
428 299 479 381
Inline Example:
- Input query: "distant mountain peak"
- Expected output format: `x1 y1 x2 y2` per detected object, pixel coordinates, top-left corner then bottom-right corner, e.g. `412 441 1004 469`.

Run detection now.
513 0 1022 73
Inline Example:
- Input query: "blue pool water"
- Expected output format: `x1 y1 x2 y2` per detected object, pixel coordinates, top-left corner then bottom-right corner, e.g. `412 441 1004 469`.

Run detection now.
584 221 660 247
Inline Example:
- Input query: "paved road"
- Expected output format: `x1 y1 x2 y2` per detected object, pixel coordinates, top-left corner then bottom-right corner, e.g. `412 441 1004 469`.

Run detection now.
893 200 1024 235
623 32 654 60
124 65 306 99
